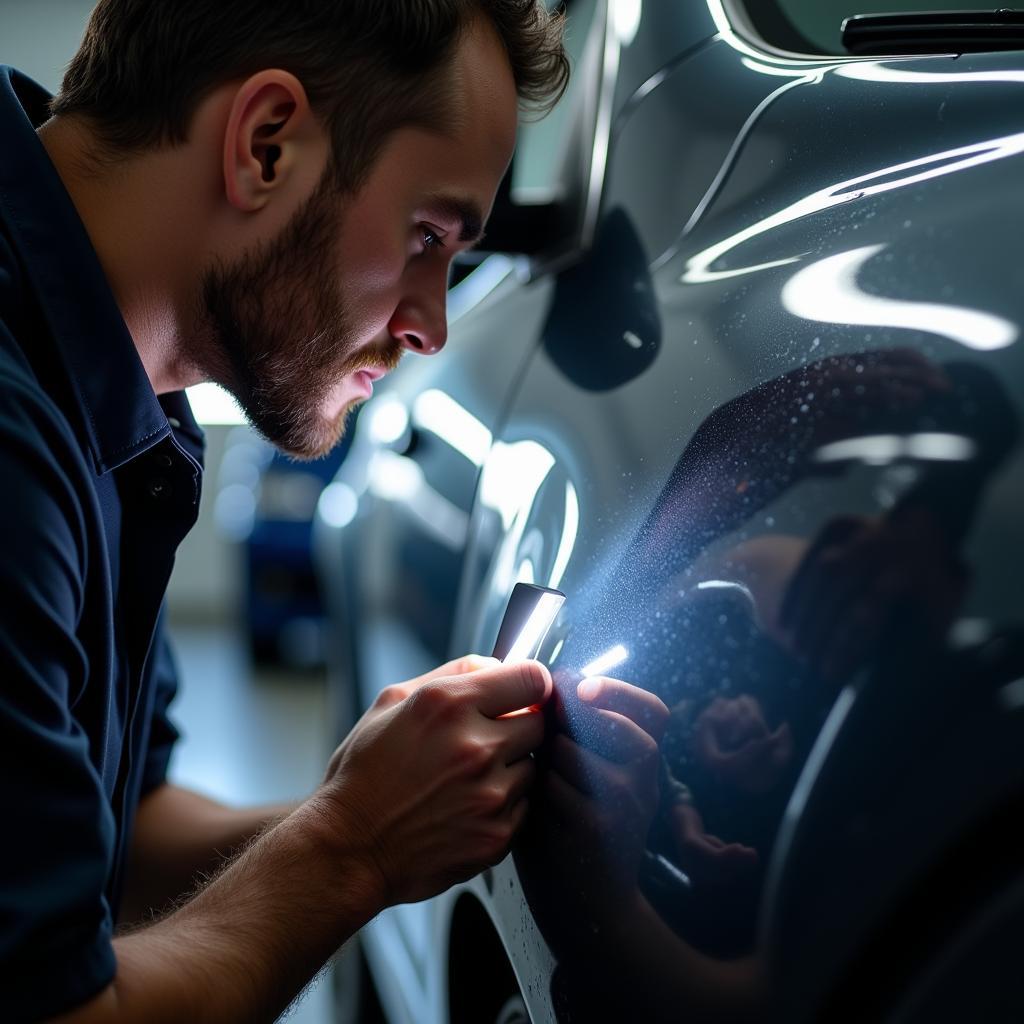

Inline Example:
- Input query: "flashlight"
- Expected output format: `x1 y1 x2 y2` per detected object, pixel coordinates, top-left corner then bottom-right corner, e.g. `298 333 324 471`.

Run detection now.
491 583 566 663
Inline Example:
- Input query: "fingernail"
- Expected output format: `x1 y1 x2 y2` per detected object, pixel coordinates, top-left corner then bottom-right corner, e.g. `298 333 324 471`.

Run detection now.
578 678 599 700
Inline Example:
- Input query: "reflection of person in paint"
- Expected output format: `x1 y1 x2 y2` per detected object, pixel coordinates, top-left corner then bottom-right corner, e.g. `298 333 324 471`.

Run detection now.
515 351 1017 1022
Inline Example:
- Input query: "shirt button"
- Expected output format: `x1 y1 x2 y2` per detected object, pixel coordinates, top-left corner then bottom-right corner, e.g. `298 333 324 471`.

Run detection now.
155 453 173 468
148 477 172 500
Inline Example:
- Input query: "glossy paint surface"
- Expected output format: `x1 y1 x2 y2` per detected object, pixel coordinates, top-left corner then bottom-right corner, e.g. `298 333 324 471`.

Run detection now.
315 5 1024 1021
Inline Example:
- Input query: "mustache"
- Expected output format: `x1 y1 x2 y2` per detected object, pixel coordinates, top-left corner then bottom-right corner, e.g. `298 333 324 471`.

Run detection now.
344 341 405 375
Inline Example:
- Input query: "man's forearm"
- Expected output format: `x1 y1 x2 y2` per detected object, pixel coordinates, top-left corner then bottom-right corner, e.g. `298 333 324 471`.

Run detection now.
55 800 383 1024
121 784 298 924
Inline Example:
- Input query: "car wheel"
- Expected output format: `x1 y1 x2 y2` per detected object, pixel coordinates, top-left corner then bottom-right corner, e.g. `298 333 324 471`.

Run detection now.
494 994 530 1024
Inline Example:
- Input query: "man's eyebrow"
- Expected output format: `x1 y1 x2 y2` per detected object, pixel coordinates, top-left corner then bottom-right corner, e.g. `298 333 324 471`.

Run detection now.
424 195 486 245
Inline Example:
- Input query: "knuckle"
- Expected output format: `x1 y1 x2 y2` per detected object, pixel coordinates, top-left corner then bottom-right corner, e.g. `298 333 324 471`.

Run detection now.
475 784 508 816
412 681 460 719
488 821 515 858
452 654 485 675
635 733 660 764
458 737 495 775
375 684 404 708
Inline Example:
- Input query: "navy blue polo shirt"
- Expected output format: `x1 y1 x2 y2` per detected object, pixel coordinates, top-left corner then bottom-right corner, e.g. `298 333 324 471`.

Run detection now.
0 68 205 1020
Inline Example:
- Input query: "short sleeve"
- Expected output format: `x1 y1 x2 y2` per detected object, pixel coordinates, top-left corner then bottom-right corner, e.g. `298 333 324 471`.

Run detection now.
141 606 183 796
0 365 117 1020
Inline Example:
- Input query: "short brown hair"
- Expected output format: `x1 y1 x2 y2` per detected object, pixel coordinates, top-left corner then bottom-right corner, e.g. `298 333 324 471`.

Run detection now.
51 0 569 191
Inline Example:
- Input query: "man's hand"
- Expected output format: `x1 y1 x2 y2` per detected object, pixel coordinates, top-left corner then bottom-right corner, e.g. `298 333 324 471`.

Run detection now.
47 655 551 1024
691 694 793 796
316 654 553 905
517 675 668 933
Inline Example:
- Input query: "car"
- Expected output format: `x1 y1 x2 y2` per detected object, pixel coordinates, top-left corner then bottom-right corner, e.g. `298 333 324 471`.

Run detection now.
313 0 1024 1020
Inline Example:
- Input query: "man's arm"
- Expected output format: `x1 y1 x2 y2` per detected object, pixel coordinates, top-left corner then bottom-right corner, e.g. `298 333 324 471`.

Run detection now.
48 656 553 1024
56 801 379 1024
119 784 296 925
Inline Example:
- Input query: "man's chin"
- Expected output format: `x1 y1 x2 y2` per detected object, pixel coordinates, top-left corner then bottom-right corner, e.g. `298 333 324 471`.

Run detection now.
251 398 360 462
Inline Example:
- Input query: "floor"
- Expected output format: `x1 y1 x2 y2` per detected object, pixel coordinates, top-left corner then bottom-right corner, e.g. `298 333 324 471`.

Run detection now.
165 620 337 1024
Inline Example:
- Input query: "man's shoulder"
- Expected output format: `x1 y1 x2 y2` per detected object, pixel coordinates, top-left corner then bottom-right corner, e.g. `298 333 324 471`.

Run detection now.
0 220 81 447
0 220 35 378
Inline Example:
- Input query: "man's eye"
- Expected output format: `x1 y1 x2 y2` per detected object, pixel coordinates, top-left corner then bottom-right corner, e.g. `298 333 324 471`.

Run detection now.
421 226 444 250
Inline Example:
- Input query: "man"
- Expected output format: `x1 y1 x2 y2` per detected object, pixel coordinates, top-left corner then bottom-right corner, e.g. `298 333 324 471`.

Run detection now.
0 2 569 1020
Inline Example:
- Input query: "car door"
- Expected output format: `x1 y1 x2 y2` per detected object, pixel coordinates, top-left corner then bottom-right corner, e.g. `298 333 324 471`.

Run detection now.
452 22 1024 1024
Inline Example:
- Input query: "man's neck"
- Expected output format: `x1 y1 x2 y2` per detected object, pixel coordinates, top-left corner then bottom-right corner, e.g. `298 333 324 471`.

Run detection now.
37 116 204 395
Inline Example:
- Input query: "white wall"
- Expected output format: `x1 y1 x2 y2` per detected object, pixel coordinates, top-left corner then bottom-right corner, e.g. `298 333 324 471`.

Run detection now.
0 1 94 91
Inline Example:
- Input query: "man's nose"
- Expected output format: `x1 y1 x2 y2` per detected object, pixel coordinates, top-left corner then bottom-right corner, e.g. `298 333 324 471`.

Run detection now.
389 270 449 356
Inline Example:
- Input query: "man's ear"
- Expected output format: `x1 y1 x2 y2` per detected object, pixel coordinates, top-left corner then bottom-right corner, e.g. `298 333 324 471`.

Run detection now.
222 69 322 212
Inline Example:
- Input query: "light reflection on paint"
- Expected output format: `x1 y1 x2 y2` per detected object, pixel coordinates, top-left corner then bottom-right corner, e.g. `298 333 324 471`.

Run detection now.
479 440 558 627
836 64 1024 86
583 0 622 245
612 0 641 45
996 677 1024 712
814 432 977 466
682 132 1024 284
696 579 757 605
741 56 827 80
581 643 629 678
548 480 580 591
706 0 857 65
413 389 493 466
517 559 537 586
367 450 468 550
447 254 519 324
505 592 566 664
479 441 556 531
781 244 1018 350
549 636 566 665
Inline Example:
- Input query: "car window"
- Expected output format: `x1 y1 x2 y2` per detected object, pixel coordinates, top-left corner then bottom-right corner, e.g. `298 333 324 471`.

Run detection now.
510 0 599 202
743 0 1006 55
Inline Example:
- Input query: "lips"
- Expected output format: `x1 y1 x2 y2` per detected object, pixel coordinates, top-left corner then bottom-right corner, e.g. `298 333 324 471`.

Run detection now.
353 371 375 398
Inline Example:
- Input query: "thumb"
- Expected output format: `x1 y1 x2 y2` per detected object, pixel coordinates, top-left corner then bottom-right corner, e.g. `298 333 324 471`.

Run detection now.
468 660 553 719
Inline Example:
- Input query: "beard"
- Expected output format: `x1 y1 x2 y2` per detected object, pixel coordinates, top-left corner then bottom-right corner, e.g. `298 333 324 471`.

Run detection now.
194 173 403 460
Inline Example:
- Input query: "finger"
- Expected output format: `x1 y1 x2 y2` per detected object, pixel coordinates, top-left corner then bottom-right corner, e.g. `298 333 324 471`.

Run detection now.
500 758 537 811
576 677 670 744
580 708 661 764
504 796 530 840
485 705 547 764
408 654 500 690
541 765 588 820
549 733 621 798
469 660 553 719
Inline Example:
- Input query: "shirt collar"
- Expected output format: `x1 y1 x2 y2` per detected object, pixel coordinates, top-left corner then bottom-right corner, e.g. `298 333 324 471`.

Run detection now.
0 66 204 474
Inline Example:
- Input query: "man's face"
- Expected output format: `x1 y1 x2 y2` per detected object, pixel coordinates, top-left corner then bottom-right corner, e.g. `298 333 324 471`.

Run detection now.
197 18 519 460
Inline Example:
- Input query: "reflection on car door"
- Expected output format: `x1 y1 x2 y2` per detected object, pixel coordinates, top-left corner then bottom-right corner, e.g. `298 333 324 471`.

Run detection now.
456 43 1024 1023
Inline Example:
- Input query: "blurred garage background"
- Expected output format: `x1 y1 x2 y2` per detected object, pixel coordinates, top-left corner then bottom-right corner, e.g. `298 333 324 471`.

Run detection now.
1 4 342 1020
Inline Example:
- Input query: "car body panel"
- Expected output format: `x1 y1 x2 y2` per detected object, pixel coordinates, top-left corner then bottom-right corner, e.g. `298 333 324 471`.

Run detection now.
315 4 1024 1020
